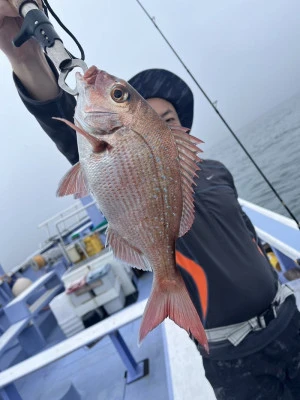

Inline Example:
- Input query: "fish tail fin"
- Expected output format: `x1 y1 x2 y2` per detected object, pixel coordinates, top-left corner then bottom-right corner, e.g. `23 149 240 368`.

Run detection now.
139 275 208 353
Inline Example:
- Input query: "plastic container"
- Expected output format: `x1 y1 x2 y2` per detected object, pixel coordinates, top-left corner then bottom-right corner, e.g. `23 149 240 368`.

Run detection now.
103 285 126 315
65 244 81 263
94 279 121 308
69 290 93 307
75 298 99 318
86 263 111 284
49 292 85 337
88 264 116 296
83 234 104 257
267 251 281 272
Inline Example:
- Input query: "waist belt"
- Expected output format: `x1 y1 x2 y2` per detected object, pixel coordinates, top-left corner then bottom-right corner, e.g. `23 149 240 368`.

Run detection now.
205 283 294 346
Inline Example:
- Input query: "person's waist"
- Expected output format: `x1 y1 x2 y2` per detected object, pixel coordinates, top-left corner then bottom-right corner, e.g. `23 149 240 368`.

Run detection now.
205 282 295 346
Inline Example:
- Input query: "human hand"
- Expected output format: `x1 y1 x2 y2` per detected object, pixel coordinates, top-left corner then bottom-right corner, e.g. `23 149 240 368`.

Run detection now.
0 0 42 63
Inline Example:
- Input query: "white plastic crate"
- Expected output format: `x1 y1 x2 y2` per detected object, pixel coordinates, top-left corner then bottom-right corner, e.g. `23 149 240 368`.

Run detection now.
69 290 93 307
49 292 85 337
94 278 121 308
62 265 90 288
74 298 99 318
91 266 117 296
61 250 136 296
103 285 126 315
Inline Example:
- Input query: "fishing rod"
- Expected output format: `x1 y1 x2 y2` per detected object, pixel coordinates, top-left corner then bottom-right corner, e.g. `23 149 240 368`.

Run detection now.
136 0 300 230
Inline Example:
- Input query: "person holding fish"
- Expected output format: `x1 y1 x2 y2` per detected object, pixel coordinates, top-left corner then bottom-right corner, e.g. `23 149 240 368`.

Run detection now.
1 1 300 399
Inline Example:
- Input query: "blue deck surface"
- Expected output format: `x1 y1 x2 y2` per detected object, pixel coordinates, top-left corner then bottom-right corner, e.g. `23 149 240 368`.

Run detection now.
5 203 299 399
14 273 170 400
242 206 300 252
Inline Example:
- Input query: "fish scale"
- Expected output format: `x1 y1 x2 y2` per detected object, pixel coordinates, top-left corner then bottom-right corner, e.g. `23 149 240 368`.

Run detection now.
55 66 208 352
100 132 178 254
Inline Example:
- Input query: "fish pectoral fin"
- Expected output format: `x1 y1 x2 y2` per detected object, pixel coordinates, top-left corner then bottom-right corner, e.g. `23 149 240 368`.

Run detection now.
57 162 89 198
54 117 112 153
107 227 152 271
139 273 208 353
169 125 203 237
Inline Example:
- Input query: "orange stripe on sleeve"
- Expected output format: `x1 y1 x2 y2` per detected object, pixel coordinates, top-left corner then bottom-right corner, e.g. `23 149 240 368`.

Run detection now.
176 251 208 319
252 238 264 256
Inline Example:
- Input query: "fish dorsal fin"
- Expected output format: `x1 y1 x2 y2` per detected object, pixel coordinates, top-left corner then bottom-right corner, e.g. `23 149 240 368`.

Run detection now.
57 162 89 198
107 227 152 271
169 125 203 237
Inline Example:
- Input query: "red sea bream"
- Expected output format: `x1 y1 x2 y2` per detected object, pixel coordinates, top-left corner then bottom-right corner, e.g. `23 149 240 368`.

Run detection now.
56 66 208 352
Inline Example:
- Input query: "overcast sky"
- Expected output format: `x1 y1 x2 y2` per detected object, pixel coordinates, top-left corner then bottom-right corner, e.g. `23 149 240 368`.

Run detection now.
1 0 300 271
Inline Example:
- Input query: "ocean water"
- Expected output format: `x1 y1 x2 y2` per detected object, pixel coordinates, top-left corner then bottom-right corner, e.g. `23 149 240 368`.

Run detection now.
204 92 300 221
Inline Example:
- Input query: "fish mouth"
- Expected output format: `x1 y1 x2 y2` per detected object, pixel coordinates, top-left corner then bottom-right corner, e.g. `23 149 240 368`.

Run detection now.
75 66 99 85
83 65 99 84
76 66 117 89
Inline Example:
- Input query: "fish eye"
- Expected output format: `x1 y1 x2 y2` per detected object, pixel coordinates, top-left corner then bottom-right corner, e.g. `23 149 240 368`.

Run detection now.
111 85 130 103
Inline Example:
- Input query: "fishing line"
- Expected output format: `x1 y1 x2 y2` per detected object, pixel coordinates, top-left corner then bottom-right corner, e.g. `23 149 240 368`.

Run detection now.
41 0 85 61
136 0 300 229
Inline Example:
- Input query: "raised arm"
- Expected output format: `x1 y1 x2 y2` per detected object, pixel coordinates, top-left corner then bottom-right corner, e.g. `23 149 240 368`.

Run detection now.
0 0 59 100
0 0 78 164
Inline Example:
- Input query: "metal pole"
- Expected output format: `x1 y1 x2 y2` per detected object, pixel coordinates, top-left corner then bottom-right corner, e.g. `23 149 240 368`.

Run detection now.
109 330 148 384
0 383 23 400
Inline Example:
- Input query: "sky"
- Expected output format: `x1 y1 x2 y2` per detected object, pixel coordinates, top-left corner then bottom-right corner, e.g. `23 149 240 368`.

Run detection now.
1 0 300 271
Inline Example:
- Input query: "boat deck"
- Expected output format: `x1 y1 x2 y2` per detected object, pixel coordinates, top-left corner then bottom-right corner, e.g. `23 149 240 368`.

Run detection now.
6 275 300 400
14 273 170 400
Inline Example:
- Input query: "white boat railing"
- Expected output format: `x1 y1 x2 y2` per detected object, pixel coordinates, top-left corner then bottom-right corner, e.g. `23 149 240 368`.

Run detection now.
238 198 300 273
38 201 89 242
239 199 298 230
10 201 95 275
0 299 148 395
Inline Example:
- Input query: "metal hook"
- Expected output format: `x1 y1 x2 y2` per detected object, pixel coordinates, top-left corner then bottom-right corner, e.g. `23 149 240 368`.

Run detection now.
57 59 88 96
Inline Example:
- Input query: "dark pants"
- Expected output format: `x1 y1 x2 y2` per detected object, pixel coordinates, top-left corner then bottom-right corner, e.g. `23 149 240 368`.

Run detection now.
202 310 300 400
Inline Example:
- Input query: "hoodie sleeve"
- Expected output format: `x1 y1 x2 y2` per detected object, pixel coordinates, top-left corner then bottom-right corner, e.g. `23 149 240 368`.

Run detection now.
222 163 258 241
13 60 79 166
222 162 272 260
